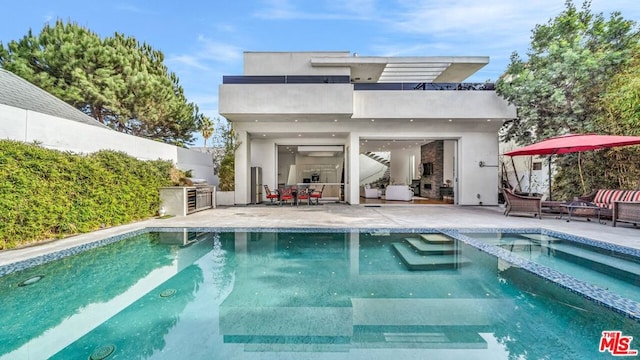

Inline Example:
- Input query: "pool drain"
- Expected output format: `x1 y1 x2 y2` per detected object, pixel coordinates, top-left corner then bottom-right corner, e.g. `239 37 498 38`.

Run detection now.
17 275 44 287
160 288 176 298
89 344 115 360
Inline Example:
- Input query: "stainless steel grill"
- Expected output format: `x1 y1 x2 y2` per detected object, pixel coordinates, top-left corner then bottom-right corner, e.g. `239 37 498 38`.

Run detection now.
185 178 214 214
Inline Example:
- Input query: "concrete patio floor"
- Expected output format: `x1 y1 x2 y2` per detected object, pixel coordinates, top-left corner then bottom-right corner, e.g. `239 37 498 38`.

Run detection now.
1 203 639 267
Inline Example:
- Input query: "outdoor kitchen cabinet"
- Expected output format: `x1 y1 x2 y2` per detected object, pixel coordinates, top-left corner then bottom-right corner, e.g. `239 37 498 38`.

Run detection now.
159 186 215 216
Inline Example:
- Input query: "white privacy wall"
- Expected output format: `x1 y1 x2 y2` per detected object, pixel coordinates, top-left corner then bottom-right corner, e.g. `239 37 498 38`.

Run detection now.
0 104 214 183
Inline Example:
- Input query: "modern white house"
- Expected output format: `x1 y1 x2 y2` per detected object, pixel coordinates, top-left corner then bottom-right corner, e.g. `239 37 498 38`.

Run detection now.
219 51 517 205
0 68 214 183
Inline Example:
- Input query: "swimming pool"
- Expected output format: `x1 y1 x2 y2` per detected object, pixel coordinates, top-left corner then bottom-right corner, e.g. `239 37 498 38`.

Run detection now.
0 228 638 359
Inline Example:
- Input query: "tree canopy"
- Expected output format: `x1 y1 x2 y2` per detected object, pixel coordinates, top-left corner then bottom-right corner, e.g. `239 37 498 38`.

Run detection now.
496 1 640 196
497 0 639 145
0 20 200 146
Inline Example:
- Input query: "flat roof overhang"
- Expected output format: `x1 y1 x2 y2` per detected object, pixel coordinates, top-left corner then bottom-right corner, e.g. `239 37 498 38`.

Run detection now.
310 56 489 83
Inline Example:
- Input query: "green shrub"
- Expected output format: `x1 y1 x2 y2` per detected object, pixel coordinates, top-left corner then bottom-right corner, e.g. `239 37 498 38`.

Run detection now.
0 140 173 249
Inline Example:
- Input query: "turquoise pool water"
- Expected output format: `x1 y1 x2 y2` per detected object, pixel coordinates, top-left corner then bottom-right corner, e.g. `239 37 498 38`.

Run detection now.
0 230 638 359
462 232 640 304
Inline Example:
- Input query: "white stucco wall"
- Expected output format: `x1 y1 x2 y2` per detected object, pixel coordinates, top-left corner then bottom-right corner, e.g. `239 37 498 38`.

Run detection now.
243 51 351 76
0 104 214 183
354 91 515 120
458 133 500 205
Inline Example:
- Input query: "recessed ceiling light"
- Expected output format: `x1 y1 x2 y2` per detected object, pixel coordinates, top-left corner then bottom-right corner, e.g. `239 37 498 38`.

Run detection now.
334 119 338 122
364 139 368 142
255 119 259 122
487 119 491 122
371 119 375 122
294 119 299 122
448 119 452 122
409 119 414 122
262 134 266 136
332 134 335 137
298 134 302 137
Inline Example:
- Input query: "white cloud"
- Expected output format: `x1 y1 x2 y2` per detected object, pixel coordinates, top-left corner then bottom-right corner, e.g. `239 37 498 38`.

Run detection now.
197 35 243 63
167 55 210 71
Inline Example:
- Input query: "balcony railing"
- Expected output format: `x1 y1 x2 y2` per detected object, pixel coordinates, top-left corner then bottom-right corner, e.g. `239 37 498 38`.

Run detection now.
353 82 495 91
223 75 351 84
222 76 495 91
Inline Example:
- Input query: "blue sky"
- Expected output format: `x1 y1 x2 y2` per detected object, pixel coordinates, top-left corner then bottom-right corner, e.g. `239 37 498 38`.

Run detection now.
1 0 638 146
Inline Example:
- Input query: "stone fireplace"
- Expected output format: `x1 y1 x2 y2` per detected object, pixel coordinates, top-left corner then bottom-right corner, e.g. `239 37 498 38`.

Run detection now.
420 141 444 198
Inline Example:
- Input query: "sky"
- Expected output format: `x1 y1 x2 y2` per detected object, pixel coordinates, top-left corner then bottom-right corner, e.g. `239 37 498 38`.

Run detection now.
1 0 639 146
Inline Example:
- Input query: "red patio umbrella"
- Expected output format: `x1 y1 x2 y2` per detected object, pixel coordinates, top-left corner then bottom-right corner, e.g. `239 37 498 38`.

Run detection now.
503 134 640 200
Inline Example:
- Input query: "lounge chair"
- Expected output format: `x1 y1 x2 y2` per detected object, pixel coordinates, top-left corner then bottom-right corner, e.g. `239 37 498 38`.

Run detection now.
502 188 542 219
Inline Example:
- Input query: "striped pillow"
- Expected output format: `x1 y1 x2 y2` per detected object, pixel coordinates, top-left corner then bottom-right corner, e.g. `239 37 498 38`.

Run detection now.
593 189 625 204
593 189 626 209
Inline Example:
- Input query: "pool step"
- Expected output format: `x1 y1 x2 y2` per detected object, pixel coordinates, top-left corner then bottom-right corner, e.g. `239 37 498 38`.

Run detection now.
419 233 454 244
404 238 458 255
543 243 640 282
392 242 470 271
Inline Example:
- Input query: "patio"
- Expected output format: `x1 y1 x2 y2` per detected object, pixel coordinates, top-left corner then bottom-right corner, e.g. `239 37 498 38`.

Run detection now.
1 204 638 267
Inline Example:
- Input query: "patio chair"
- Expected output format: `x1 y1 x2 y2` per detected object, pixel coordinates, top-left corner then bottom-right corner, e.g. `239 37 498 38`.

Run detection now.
279 187 294 206
502 188 542 219
310 185 325 205
264 185 279 204
296 187 311 206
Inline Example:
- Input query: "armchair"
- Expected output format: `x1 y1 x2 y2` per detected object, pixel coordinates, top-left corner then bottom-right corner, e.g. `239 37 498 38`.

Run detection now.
502 188 542 218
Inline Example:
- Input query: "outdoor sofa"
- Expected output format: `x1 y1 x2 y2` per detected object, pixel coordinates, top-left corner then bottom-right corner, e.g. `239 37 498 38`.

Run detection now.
576 189 640 227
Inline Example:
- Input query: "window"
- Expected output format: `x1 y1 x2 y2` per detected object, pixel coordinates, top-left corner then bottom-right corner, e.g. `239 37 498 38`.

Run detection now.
532 162 542 171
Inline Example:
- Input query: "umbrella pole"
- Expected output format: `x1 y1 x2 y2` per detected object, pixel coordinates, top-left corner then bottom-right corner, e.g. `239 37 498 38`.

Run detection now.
578 152 586 194
548 155 552 201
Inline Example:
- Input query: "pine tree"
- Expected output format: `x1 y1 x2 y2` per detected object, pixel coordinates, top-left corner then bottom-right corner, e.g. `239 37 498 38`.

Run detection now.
0 20 199 146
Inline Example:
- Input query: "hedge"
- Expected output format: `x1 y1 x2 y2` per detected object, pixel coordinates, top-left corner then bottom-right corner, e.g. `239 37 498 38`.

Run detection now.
0 140 174 249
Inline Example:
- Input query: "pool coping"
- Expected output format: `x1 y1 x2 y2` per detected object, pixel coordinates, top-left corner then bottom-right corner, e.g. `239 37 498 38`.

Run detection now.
1 226 638 321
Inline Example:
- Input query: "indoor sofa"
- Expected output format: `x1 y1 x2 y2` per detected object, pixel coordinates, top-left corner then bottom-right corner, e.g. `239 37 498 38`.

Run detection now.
384 185 414 201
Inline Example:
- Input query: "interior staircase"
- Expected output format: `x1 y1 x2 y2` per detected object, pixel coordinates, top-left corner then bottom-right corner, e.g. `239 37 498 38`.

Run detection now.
362 151 390 185
391 233 471 271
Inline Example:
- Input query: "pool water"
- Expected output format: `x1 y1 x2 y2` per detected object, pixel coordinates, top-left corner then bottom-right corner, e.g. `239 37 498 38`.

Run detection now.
462 232 640 303
0 230 638 359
